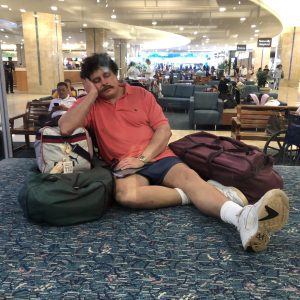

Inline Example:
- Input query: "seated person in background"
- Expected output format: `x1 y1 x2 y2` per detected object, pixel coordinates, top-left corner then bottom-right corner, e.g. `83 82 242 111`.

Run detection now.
52 79 77 98
218 75 229 95
48 82 77 125
206 85 218 92
218 76 236 108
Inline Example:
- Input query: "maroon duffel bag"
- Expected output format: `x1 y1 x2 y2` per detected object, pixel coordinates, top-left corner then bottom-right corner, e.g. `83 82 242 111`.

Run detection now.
169 131 283 203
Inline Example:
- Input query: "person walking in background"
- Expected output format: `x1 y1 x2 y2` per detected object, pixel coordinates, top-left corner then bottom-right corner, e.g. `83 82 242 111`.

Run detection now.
273 64 284 90
127 61 141 80
144 58 155 90
4 57 15 94
239 65 248 80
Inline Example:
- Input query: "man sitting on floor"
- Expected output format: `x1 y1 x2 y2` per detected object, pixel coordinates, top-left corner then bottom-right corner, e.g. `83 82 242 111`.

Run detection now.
59 53 289 252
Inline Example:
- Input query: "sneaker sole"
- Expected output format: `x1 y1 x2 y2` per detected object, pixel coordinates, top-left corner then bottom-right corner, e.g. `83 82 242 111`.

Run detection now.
246 189 289 252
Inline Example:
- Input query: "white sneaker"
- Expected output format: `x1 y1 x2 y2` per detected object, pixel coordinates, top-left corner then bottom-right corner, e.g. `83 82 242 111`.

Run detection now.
207 180 248 207
238 189 289 252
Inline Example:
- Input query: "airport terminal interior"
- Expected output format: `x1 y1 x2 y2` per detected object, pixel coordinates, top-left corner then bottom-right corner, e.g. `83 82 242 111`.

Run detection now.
0 0 299 298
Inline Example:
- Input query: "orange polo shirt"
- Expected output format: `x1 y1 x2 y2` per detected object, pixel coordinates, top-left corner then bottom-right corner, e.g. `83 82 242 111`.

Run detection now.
73 84 176 164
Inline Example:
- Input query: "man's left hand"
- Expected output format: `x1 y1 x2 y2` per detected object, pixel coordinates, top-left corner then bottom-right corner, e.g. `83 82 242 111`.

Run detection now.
116 157 145 170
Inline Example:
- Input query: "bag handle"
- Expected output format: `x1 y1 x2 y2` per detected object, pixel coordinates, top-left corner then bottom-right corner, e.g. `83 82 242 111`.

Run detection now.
182 138 270 179
185 132 257 153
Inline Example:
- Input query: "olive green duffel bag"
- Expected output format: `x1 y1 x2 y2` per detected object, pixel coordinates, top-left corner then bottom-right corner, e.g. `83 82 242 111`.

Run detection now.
18 166 114 226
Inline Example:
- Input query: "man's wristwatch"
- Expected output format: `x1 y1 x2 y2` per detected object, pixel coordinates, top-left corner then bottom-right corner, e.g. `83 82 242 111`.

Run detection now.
138 155 147 164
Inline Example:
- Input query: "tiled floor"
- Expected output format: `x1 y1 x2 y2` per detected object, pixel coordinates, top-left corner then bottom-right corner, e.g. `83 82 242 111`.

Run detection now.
5 84 300 148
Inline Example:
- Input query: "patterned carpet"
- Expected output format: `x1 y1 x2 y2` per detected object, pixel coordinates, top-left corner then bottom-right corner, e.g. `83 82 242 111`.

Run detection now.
0 158 299 299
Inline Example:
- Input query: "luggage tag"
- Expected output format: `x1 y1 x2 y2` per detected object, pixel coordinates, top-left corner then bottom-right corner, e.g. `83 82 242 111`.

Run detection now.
63 161 74 174
62 143 74 174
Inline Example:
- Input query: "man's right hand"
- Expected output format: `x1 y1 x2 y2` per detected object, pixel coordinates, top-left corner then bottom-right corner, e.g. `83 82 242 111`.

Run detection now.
82 78 98 97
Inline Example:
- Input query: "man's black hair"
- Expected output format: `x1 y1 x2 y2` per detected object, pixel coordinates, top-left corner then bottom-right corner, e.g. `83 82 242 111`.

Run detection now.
80 53 119 79
57 82 68 89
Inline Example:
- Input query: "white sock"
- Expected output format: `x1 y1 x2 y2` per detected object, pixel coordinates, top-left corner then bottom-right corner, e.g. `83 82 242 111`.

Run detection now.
220 201 243 228
175 188 191 205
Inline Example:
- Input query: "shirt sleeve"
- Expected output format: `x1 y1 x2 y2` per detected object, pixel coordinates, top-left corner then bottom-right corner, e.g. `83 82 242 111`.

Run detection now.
143 89 169 129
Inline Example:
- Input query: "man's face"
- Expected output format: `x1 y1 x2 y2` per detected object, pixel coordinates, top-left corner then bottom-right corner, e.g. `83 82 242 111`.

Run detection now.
89 68 120 100
57 85 69 99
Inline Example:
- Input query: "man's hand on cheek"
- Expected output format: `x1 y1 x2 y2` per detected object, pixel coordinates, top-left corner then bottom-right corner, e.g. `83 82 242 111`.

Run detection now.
83 79 98 95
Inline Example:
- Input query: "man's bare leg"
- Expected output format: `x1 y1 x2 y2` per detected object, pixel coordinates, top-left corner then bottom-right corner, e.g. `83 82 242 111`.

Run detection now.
114 162 289 251
115 174 182 209
114 163 229 217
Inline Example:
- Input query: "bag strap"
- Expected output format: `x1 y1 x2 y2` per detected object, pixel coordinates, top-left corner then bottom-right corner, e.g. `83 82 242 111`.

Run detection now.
70 143 91 163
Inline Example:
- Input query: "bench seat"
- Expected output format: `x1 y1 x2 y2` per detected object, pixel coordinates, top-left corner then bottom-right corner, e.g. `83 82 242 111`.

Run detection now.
10 100 51 151
231 105 298 141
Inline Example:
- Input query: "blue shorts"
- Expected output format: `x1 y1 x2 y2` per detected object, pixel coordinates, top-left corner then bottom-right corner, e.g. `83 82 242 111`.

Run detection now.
137 156 183 185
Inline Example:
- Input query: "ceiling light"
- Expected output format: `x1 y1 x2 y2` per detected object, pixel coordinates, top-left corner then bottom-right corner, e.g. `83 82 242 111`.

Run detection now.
193 31 197 35
202 35 207 38
1 5 8 8
97 0 100 3
51 6 58 11
58 0 65 2
111 9 116 19
255 29 260 33
251 24 256 28
19 9 26 13
152 21 157 26
83 23 87 27
68 36 72 39
233 34 238 38
240 17 246 22
61 22 65 26
219 7 226 12
233 7 236 10
0 28 4 31
254 34 259 37
179 27 184 31
5 35 8 38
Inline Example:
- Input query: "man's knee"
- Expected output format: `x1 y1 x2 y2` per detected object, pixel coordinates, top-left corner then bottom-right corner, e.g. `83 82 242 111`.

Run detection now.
115 186 139 208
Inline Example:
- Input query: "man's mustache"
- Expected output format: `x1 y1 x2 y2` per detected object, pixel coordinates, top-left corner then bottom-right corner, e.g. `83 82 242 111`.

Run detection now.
100 85 113 93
